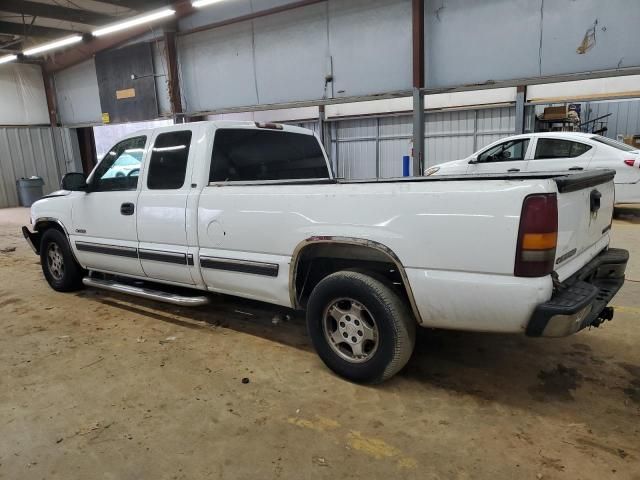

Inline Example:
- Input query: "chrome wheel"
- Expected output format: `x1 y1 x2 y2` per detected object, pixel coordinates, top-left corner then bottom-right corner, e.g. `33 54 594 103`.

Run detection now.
47 242 65 281
322 298 379 363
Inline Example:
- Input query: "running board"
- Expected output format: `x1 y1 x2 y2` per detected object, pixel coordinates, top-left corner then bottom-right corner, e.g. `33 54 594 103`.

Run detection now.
82 277 210 307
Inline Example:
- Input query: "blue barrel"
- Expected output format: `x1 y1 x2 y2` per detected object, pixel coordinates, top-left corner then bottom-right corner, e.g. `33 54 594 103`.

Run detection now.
402 156 410 177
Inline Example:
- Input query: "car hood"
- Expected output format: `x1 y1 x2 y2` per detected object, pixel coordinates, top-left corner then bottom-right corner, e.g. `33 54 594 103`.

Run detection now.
430 158 470 174
40 190 71 199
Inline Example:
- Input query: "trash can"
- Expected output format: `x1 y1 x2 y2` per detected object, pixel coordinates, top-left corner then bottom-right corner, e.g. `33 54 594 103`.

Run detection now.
16 177 45 207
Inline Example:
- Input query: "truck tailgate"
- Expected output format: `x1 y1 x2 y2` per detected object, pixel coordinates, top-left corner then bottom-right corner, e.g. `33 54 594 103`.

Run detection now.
554 170 615 281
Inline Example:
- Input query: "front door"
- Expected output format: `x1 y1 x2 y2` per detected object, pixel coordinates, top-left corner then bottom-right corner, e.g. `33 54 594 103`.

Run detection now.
467 137 531 174
137 128 197 285
70 135 147 277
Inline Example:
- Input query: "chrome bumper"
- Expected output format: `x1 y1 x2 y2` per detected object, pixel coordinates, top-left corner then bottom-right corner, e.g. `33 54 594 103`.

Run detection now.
22 226 41 255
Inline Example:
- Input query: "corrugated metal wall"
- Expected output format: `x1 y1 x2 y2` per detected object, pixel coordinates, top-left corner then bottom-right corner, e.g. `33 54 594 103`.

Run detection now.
177 0 412 113
583 100 640 139
0 127 81 208
426 0 640 88
331 106 516 179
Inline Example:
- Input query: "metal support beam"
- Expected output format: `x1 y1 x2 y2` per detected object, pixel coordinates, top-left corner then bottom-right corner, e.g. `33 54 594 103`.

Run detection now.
318 104 327 147
412 88 424 176
86 0 169 12
76 127 98 175
515 85 526 134
0 21 76 39
163 29 184 122
411 0 425 176
42 71 58 126
412 0 425 89
0 0 115 26
179 0 327 37
43 0 196 74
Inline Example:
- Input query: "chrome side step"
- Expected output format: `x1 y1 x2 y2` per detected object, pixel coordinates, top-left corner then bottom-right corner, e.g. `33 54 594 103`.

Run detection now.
82 277 210 307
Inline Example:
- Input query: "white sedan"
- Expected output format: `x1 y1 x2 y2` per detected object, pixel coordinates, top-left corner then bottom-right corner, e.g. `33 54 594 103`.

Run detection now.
425 132 640 204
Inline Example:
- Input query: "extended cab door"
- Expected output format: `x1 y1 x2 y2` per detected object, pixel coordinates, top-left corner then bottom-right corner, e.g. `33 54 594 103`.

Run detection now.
70 135 146 277
467 137 531 174
196 126 332 306
136 127 197 285
526 137 594 173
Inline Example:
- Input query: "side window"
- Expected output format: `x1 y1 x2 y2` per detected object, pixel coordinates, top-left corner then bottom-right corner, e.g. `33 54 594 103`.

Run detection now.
534 139 592 159
477 139 530 163
210 129 329 182
147 131 192 190
92 136 146 192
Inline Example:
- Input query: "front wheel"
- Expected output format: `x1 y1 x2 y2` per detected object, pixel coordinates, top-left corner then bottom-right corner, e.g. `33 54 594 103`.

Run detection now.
40 229 85 292
306 271 416 384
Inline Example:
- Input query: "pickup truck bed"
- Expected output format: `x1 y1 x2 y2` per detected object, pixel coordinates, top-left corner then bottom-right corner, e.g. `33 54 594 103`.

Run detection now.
22 121 628 383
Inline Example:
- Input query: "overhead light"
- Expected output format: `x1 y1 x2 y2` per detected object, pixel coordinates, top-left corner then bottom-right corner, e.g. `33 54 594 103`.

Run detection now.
192 0 229 8
0 54 17 64
92 9 175 37
23 35 83 56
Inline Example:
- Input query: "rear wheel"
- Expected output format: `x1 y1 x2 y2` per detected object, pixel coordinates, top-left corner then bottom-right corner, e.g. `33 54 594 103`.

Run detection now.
40 229 84 292
306 271 416 383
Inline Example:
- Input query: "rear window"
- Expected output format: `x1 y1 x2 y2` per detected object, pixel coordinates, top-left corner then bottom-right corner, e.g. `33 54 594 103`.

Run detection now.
591 136 637 152
209 129 329 182
534 139 592 159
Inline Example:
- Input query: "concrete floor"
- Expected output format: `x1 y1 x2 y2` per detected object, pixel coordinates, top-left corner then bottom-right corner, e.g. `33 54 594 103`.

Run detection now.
0 206 639 480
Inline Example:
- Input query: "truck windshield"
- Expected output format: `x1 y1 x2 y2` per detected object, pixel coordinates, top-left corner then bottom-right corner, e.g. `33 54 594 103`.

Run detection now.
210 129 330 182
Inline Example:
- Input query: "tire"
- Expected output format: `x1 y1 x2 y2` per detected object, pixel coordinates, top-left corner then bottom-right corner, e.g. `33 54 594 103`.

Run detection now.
306 271 416 384
40 228 85 292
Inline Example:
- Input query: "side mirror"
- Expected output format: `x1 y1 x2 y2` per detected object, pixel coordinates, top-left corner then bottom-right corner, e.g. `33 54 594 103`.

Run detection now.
61 172 87 191
468 156 479 164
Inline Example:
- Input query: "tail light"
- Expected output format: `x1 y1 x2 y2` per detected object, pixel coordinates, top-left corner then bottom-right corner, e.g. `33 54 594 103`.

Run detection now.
515 194 558 277
623 159 636 167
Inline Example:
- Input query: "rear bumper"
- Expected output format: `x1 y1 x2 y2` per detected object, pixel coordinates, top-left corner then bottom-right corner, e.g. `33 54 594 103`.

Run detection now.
526 248 628 337
22 226 41 255
614 182 640 204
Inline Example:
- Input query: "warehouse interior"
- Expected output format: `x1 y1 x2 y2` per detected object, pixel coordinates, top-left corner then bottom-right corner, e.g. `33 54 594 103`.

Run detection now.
1 1 639 478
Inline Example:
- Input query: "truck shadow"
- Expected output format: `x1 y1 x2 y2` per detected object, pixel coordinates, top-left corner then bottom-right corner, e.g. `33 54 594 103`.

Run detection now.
82 288 639 425
399 326 639 417
84 289 313 353
614 205 640 224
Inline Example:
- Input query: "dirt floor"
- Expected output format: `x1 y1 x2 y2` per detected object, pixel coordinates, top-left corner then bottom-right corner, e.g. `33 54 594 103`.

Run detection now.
0 207 639 480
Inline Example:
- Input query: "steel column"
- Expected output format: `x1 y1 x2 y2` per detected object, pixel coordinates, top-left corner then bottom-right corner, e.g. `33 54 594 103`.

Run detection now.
515 85 526 134
163 29 184 122
412 88 425 176
412 0 425 176
42 71 59 127
375 117 381 178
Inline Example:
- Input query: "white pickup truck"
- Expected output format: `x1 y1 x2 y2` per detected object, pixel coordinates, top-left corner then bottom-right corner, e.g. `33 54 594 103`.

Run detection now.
23 121 628 383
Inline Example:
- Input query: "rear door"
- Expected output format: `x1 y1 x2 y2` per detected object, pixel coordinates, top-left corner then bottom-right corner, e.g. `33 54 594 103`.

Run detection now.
197 126 331 305
527 137 594 173
136 127 197 285
467 138 531 174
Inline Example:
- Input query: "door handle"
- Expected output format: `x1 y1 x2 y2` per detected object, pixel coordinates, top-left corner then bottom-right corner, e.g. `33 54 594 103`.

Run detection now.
569 167 584 171
507 168 520 172
120 202 135 216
